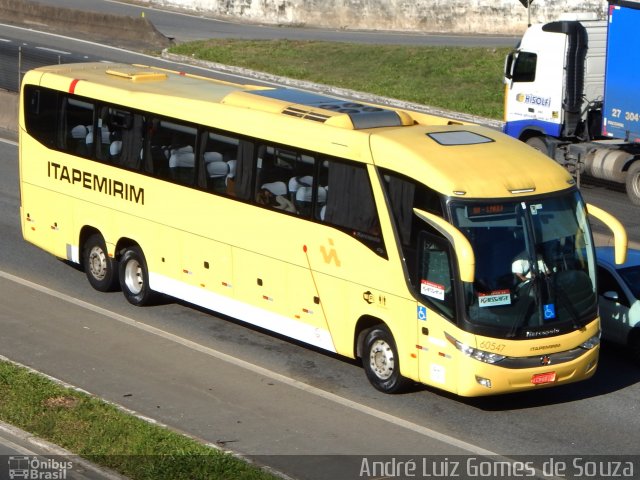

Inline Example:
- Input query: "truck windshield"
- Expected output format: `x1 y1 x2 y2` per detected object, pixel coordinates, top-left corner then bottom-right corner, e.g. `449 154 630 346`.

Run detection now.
450 191 597 338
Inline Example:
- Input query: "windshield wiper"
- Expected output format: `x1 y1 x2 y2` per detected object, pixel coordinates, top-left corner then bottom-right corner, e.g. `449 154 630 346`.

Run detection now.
506 277 539 338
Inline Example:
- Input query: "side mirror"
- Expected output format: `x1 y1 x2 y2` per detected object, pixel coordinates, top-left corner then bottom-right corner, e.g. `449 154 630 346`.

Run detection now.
603 291 619 302
504 51 516 83
586 203 628 265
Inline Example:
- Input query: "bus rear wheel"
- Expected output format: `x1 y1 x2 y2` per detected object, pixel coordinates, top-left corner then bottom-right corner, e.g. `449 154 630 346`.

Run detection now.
83 233 118 292
362 326 409 393
119 246 156 306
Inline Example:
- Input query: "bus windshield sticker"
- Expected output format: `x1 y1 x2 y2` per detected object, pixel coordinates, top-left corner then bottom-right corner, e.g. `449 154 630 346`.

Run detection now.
543 304 556 320
421 280 445 301
530 204 543 215
478 290 511 308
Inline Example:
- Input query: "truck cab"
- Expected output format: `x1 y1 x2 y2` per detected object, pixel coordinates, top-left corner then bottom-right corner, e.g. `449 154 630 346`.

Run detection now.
503 9 640 206
503 14 606 148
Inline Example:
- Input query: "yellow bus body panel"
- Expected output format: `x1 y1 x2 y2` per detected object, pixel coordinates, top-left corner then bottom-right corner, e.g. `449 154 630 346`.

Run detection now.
18 63 606 396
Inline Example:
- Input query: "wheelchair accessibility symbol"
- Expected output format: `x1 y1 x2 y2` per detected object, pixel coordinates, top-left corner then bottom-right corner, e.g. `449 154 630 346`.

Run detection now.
417 306 427 321
543 303 556 320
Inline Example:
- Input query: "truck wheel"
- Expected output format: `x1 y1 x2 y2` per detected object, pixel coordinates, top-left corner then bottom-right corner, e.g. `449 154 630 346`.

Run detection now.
362 326 409 393
625 162 640 206
525 136 549 156
83 233 119 292
119 246 156 306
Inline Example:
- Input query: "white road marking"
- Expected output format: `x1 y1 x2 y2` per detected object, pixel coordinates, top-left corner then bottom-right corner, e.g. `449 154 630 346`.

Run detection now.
35 46 71 55
0 428 39 455
0 138 18 147
0 269 498 456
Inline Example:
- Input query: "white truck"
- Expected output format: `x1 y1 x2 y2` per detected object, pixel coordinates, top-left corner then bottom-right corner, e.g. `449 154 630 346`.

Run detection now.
503 1 640 205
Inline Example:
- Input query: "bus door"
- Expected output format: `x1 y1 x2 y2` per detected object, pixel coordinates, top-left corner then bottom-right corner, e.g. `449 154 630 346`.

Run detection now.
415 231 461 393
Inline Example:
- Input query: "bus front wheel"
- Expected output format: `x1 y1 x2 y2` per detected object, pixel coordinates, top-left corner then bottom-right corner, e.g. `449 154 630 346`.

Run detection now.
83 233 118 292
362 326 409 394
119 246 156 306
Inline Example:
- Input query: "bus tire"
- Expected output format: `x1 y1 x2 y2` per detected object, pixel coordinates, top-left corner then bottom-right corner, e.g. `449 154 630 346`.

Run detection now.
119 246 156 306
625 161 640 206
83 233 119 292
362 326 409 394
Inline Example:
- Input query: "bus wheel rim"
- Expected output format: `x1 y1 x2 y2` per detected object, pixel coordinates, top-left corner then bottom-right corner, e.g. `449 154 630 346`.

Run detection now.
369 339 395 380
88 246 108 281
124 259 143 295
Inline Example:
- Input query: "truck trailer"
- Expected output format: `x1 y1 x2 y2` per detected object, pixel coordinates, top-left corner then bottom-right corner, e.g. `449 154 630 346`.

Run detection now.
503 0 640 205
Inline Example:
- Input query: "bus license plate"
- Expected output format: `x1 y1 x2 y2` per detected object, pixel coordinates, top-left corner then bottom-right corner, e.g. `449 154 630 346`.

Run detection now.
531 372 556 385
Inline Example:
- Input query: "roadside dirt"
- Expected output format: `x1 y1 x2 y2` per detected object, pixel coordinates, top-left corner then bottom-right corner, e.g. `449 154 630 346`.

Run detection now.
0 0 170 50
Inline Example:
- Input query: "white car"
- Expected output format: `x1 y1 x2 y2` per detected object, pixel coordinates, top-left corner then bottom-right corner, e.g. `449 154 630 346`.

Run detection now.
596 247 640 362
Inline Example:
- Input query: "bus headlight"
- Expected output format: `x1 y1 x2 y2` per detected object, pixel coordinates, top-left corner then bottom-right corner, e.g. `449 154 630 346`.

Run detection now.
445 332 506 364
579 332 600 350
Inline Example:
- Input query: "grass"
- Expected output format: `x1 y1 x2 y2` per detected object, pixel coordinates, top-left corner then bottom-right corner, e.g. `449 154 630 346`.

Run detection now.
169 39 510 119
0 360 277 480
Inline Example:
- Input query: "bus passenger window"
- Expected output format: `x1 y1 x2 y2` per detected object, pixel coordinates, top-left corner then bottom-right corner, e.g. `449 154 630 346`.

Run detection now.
96 107 143 171
256 181 296 213
321 159 385 257
201 131 240 195
253 145 316 216
63 97 94 157
148 119 197 186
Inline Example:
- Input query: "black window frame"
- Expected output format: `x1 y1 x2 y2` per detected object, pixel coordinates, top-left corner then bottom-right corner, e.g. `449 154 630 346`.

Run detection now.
23 85 387 257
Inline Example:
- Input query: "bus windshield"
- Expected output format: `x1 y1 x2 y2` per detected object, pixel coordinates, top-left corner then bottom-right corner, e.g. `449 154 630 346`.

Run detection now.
449 191 597 338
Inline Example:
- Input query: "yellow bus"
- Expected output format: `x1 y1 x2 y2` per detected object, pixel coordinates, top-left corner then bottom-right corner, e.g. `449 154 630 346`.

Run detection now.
19 62 627 396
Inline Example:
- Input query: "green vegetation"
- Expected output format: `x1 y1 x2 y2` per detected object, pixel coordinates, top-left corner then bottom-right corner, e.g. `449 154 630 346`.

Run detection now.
170 39 510 119
0 361 276 480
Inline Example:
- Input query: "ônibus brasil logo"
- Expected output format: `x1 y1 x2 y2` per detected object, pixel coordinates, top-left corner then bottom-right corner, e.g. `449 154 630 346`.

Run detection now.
7 456 73 479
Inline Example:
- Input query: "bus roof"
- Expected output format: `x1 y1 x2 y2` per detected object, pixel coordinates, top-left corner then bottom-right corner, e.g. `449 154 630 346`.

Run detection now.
24 62 574 198
370 124 575 198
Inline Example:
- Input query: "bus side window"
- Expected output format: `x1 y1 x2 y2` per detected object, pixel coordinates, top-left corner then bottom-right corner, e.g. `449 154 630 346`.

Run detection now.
95 107 143 171
200 131 240 195
380 169 444 284
148 119 197 186
23 86 59 148
253 145 316 216
321 159 386 257
62 96 95 157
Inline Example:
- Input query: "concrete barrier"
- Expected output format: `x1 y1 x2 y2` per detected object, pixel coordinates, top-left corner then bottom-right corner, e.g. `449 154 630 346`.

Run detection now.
0 90 17 134
149 0 608 36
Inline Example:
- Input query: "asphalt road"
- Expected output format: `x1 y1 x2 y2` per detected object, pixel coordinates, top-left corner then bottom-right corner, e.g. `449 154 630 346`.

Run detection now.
28 0 521 46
